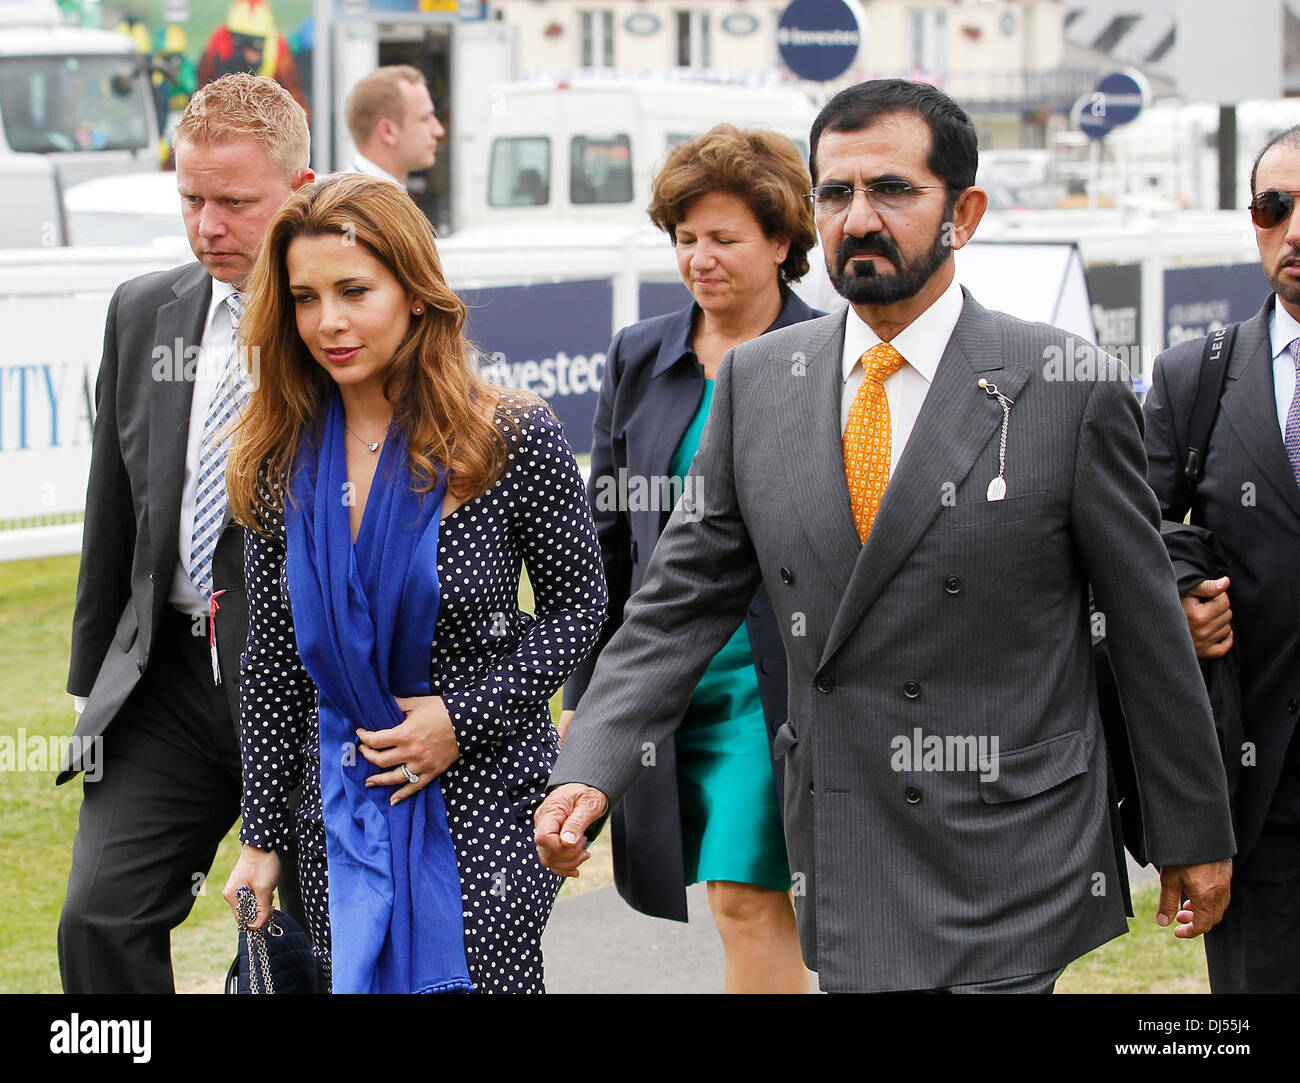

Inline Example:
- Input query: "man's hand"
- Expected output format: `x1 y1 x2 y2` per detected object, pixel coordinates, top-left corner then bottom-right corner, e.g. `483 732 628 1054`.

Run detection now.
1157 858 1232 938
534 783 608 877
1181 577 1233 659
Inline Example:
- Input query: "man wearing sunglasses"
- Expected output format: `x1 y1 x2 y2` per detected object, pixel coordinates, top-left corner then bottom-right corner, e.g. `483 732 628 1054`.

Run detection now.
1144 129 1300 994
539 79 1234 993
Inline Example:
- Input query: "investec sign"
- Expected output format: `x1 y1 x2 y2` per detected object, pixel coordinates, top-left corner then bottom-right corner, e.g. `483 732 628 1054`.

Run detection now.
777 0 863 83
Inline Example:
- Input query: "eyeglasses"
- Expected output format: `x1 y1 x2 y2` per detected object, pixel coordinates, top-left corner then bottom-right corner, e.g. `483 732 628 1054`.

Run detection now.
1249 189 1300 229
807 182 949 216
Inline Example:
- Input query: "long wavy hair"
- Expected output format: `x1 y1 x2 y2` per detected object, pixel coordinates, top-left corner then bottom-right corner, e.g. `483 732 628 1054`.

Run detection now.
228 173 519 532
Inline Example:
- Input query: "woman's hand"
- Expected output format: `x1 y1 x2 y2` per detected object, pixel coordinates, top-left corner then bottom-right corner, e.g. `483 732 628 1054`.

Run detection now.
557 709 575 746
357 695 460 805
222 845 282 930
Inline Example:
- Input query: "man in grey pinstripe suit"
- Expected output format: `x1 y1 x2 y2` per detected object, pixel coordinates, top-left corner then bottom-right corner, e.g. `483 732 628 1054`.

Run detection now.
537 80 1234 993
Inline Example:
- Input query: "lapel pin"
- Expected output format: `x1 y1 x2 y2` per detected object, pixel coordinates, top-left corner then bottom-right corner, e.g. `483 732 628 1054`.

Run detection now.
978 378 1015 501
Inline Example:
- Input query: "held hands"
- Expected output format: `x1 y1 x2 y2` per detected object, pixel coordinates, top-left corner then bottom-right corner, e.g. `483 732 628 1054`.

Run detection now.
357 695 460 805
534 783 609 877
1156 858 1232 938
222 845 281 931
1182 577 1233 659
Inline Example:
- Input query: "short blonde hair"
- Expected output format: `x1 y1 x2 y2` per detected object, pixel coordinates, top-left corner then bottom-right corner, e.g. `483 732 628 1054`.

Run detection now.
346 65 426 147
176 73 309 179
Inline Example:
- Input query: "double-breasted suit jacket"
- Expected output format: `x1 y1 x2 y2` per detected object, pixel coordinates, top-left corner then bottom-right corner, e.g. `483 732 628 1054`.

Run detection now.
63 261 246 779
1145 296 1300 863
552 289 1236 992
562 289 816 921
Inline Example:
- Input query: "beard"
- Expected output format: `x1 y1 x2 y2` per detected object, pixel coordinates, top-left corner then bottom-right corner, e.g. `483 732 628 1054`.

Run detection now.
1267 250 1300 306
828 223 952 305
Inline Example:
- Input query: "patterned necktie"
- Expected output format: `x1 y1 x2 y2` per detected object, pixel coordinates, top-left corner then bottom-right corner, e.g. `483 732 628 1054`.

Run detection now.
844 342 907 543
1286 339 1300 491
189 292 246 597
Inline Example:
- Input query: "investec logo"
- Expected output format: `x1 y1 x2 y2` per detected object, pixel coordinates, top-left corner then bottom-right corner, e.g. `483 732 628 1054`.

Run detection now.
776 26 860 46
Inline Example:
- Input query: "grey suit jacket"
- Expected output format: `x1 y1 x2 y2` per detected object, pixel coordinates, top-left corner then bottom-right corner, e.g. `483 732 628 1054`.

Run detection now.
1146 295 1300 860
551 289 1236 992
61 261 247 781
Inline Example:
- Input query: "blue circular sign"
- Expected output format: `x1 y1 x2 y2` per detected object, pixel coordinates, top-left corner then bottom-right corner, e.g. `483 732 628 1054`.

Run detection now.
1094 71 1145 126
777 0 862 83
1077 70 1147 141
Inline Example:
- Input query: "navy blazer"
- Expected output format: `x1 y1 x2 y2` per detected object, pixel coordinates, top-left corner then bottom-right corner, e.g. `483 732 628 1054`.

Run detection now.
564 286 819 921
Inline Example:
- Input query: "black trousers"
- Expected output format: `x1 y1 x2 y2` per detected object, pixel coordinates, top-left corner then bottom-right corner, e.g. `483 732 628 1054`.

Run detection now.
57 605 307 993
1205 819 1300 994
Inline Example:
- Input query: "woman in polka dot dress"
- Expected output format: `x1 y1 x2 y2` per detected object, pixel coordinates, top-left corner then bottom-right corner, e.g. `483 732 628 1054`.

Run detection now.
221 174 607 993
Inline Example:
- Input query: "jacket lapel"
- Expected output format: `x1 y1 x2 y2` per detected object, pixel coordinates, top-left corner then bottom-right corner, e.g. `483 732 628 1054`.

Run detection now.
819 293 1029 669
149 265 212 605
774 309 862 598
1219 300 1300 523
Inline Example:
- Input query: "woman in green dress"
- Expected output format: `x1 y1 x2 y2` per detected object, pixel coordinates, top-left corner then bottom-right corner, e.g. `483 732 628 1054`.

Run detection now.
561 125 820 992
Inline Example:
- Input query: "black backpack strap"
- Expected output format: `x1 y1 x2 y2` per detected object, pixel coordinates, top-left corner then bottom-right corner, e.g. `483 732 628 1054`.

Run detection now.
1181 322 1238 494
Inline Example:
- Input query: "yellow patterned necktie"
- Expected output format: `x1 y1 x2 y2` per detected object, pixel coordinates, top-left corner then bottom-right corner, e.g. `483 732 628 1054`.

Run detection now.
843 342 907 543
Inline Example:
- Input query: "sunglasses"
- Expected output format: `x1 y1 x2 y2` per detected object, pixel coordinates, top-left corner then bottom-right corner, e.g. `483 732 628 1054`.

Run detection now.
1249 189 1300 229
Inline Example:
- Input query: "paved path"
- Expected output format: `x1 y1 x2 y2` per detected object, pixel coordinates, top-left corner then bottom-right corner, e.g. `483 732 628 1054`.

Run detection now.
540 856 1158 993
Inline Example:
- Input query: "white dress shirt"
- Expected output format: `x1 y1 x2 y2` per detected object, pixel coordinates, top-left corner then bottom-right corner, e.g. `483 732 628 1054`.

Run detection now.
169 276 240 615
1267 298 1300 436
840 276 965 475
350 152 404 188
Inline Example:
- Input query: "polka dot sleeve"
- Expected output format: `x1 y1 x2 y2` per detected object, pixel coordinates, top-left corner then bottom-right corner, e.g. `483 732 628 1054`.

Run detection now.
237 496 317 853
440 400 608 753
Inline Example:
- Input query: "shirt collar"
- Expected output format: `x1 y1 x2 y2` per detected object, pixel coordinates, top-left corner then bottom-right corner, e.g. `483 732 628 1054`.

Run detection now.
651 285 818 379
841 275 964 385
352 152 404 188
205 275 239 332
1269 294 1300 361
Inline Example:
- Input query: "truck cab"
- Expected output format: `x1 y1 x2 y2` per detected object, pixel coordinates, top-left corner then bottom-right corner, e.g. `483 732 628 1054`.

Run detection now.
460 80 816 233
0 0 158 246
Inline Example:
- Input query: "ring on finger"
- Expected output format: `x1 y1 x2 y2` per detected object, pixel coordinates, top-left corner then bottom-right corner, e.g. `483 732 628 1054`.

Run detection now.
399 763 420 785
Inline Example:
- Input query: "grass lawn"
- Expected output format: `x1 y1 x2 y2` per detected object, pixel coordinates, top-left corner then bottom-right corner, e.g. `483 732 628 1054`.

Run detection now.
0 554 1203 994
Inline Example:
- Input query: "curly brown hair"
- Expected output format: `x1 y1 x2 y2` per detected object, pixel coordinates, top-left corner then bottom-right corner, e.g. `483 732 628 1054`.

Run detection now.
227 173 527 533
647 124 817 282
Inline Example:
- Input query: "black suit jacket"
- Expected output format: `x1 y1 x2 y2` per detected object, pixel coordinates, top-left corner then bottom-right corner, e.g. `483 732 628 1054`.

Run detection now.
62 261 247 782
562 287 818 921
1145 294 1300 860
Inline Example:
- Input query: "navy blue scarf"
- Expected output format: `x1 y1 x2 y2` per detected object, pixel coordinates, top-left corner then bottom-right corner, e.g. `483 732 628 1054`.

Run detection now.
284 391 472 993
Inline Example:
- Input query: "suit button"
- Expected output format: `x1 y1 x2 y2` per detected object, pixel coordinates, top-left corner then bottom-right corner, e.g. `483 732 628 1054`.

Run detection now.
809 781 815 796
903 680 921 698
759 658 773 675
904 785 922 804
944 575 962 594
817 677 835 694
780 567 793 584
1289 700 1298 714
630 540 638 562
749 603 761 618
135 658 145 673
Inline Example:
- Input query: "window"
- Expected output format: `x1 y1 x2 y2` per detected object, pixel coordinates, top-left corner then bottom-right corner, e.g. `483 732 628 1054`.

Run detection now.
580 10 615 67
909 7 947 74
571 134 632 204
0 54 150 153
676 10 712 68
488 137 551 207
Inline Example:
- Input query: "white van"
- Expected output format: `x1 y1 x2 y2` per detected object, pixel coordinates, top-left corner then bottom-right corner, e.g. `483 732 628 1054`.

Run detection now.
0 0 159 246
458 80 817 232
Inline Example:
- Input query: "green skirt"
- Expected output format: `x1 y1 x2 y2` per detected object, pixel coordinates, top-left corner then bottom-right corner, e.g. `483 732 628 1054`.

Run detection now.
675 621 791 892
